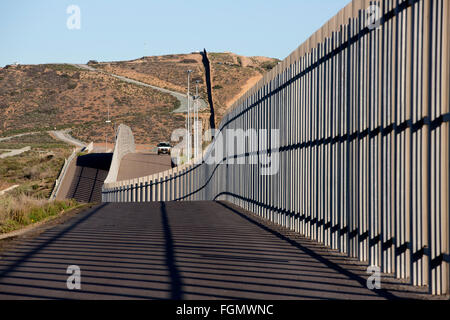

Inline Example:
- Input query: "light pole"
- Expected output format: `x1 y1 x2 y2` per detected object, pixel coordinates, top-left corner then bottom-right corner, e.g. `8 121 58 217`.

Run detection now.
106 105 111 152
186 70 193 161
194 80 201 158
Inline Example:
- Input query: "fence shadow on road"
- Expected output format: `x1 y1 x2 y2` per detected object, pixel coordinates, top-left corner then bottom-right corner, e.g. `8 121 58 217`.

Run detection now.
214 201 399 300
0 201 432 300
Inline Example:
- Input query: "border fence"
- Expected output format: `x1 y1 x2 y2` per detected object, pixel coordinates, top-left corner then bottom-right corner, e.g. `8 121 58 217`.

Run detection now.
103 0 449 295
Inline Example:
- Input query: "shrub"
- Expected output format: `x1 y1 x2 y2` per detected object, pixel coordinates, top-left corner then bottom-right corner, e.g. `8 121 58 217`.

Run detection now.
0 194 78 233
179 59 197 64
23 167 40 180
261 60 280 71
67 82 77 90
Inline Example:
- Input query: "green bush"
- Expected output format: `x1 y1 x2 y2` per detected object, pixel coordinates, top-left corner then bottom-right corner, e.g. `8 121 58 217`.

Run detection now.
0 195 79 233
67 82 77 90
261 60 279 71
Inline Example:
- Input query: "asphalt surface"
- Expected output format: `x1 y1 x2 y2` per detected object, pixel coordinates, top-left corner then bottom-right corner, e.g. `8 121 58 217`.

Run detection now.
0 146 31 159
117 153 172 181
0 201 425 300
49 130 86 148
0 132 37 142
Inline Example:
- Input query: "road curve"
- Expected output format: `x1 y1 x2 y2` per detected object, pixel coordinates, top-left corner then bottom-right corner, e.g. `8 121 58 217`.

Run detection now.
71 64 208 114
0 201 427 300
49 130 86 148
0 132 37 142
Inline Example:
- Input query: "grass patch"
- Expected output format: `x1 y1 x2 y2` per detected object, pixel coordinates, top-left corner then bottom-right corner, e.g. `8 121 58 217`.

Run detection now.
0 195 80 234
67 81 77 90
0 133 72 199
261 60 280 71
44 64 80 73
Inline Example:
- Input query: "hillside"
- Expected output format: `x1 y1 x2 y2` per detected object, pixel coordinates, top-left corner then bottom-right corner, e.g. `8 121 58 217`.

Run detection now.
0 64 184 145
0 52 279 145
95 52 280 124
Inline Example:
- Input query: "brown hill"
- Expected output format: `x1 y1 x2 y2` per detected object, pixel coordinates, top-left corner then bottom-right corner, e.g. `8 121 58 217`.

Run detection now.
0 64 184 145
0 52 279 145
95 52 280 124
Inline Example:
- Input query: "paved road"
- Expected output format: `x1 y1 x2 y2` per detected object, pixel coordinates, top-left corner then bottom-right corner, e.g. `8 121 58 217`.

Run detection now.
0 201 426 300
49 130 86 148
0 132 37 142
0 146 31 159
117 153 172 181
0 185 19 196
72 64 208 114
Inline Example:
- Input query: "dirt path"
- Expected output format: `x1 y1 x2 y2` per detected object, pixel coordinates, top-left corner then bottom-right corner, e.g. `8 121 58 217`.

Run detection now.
0 185 19 196
0 146 31 159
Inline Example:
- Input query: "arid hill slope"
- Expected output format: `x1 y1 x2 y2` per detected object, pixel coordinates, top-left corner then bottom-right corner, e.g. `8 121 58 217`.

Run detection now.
0 64 184 145
94 52 280 125
0 52 279 145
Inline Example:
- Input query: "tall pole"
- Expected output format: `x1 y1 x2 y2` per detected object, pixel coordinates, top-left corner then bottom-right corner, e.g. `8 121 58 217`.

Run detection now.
194 80 200 158
187 70 193 161
106 105 111 153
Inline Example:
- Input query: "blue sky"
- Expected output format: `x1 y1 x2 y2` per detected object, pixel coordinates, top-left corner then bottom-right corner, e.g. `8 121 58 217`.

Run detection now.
0 0 350 67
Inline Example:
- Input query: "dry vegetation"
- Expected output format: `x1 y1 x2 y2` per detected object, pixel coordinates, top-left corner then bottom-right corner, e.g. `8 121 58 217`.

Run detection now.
0 194 78 233
0 64 185 145
94 52 280 127
0 52 279 145
208 52 279 120
95 54 205 93
0 132 72 196
0 132 80 234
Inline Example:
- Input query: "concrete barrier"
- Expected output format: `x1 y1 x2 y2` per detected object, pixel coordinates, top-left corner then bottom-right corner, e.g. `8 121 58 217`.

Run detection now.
49 148 78 200
104 124 135 184
85 142 94 153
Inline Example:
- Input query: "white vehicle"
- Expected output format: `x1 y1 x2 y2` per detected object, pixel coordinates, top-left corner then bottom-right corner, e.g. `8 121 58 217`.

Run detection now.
157 142 171 155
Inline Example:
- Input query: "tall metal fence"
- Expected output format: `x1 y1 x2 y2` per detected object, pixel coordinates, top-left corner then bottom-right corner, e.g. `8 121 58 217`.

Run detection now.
103 0 449 295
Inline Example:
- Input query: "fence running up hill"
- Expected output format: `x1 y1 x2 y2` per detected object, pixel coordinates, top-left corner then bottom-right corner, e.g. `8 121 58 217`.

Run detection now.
103 0 449 295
